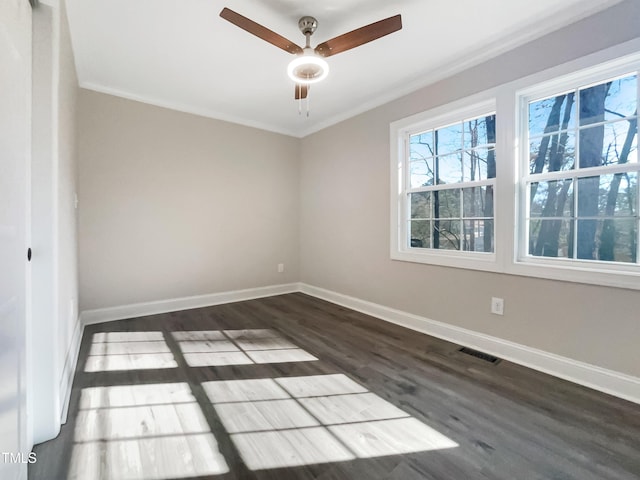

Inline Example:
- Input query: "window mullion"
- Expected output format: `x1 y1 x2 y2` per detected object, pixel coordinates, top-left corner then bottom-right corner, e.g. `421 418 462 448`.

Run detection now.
636 73 640 265
575 86 581 173
459 186 464 251
408 178 495 193
572 86 580 260
637 167 640 264
573 178 579 259
524 162 639 183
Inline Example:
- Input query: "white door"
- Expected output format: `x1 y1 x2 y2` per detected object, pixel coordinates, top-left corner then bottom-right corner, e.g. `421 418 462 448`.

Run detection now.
0 0 32 478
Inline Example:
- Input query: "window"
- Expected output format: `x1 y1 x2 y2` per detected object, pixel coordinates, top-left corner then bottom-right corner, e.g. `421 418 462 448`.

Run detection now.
409 115 496 252
391 98 499 270
519 70 639 271
391 41 640 288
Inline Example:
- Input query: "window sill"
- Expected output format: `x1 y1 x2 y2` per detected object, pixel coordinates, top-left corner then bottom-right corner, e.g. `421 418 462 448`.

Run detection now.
391 249 640 290
507 258 640 290
391 249 500 273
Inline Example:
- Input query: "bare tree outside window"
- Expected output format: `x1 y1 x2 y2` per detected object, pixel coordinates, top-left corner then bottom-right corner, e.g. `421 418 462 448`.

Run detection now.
408 114 496 253
527 74 638 264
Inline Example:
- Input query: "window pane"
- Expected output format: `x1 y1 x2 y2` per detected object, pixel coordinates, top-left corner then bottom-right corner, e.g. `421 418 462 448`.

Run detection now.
463 220 494 253
410 192 431 219
463 186 493 218
579 120 637 169
600 219 638 263
434 189 460 218
410 160 432 188
528 219 573 258
464 148 496 181
409 220 431 249
604 75 638 120
434 219 460 250
435 153 462 184
603 120 637 166
410 132 435 161
464 115 496 149
529 180 574 218
577 219 637 262
529 131 575 174
577 173 637 217
529 94 576 138
434 123 462 156
580 74 637 126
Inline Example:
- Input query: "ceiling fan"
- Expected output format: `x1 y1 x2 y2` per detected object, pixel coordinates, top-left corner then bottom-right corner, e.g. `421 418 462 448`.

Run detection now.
219 8 402 101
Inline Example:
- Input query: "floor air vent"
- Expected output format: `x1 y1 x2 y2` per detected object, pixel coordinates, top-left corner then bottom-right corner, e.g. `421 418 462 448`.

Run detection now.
459 347 501 364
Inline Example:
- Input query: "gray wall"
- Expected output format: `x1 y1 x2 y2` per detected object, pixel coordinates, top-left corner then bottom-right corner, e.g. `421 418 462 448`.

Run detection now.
299 0 640 377
78 91 300 311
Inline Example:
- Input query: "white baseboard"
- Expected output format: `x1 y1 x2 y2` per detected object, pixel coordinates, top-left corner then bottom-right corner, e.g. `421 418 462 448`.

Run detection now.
59 316 84 424
75 281 639 404
79 283 299 326
298 283 640 405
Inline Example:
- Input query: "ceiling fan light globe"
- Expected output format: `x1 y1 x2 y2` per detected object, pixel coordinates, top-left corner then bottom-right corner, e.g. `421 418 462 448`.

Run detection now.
287 55 329 84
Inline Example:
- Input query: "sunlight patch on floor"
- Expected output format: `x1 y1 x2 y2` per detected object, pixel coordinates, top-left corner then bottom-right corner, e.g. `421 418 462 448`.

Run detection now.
78 382 196 410
70 434 226 480
171 330 227 341
231 427 355 470
214 399 320 433
330 417 458 458
92 332 165 342
223 329 280 339
276 374 368 397
202 378 290 403
298 392 409 424
173 329 318 367
85 332 177 372
204 373 458 470
182 350 254 367
234 336 298 351
74 329 456 475
246 348 317 364
70 382 228 480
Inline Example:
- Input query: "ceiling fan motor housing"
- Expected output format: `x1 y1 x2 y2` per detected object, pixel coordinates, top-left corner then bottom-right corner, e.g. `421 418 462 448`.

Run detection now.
298 16 318 36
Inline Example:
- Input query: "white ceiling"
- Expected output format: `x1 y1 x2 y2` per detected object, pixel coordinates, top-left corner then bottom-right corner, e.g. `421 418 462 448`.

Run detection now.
66 0 622 137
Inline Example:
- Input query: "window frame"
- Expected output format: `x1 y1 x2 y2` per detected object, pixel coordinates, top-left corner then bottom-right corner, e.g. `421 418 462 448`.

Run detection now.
390 94 501 272
390 38 640 290
514 53 640 282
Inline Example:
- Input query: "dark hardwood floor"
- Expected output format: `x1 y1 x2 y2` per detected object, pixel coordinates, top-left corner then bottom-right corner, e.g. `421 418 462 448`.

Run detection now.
30 293 640 480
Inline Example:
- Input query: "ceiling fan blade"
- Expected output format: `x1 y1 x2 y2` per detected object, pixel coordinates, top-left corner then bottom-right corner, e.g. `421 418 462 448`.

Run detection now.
295 84 308 100
220 8 303 55
314 14 402 57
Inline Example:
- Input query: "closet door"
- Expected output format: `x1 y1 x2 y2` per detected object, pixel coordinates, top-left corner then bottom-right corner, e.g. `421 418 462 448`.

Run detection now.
0 0 32 478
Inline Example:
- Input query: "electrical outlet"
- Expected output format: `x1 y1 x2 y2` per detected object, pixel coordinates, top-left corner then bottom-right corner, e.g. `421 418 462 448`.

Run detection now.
277 263 284 273
491 297 504 315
